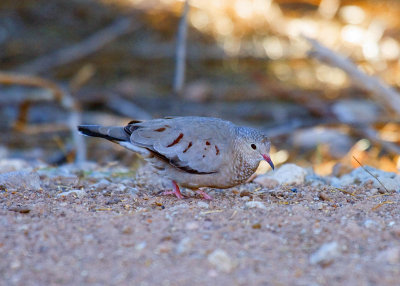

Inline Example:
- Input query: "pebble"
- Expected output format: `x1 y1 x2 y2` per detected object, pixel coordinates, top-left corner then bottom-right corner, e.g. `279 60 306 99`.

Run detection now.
185 222 199 230
364 219 378 229
197 201 209 209
309 241 340 266
175 237 192 254
253 176 279 188
207 249 236 273
256 164 307 186
135 241 147 251
0 159 33 173
0 170 41 191
377 247 400 264
90 179 109 191
57 189 87 198
339 166 400 191
121 226 133 234
245 201 267 210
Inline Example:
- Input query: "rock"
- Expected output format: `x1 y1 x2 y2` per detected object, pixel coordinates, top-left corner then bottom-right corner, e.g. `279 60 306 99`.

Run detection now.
377 247 400 264
135 241 147 251
175 237 192 254
364 219 379 229
305 169 328 186
90 179 110 191
207 249 236 273
197 201 209 209
57 189 87 198
185 222 199 230
339 166 400 191
0 159 33 174
245 201 267 210
255 164 307 186
253 176 279 188
121 226 133 234
272 164 307 185
309 241 340 266
0 171 41 191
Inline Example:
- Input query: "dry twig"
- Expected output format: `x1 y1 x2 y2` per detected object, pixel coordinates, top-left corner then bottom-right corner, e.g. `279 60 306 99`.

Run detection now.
305 36 400 116
173 0 190 95
0 72 86 163
352 156 389 193
106 95 152 120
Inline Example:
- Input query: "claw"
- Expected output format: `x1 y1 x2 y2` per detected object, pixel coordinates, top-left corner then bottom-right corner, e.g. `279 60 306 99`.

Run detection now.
196 189 213 200
162 181 184 199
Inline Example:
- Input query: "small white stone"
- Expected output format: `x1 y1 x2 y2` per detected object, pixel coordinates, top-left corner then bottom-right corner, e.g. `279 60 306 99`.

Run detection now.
245 201 267 210
364 219 378 229
272 164 307 185
253 176 279 188
135 241 147 251
185 221 199 230
175 237 192 254
207 249 236 273
309 241 340 265
57 189 87 198
197 201 209 209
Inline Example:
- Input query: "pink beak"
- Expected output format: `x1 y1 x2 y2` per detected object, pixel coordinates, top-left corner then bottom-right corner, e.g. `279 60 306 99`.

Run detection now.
262 154 275 170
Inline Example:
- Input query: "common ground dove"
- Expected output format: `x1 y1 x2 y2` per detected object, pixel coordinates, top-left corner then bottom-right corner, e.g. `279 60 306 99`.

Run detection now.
78 116 274 199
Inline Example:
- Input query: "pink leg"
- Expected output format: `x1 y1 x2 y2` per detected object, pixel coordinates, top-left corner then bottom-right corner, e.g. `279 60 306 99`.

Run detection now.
162 181 184 199
196 189 213 200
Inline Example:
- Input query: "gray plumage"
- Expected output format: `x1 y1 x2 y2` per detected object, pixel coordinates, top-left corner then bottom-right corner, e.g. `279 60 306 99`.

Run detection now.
78 116 274 195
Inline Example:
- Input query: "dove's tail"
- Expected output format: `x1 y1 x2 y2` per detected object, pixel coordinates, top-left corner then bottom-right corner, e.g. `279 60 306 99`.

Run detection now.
77 125 130 142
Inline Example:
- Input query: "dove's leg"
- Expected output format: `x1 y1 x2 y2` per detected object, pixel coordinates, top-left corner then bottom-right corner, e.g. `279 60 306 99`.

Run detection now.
196 189 213 200
162 181 184 199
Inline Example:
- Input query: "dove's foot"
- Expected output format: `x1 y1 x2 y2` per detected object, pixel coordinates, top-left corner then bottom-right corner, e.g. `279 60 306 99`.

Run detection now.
162 181 184 199
196 189 213 200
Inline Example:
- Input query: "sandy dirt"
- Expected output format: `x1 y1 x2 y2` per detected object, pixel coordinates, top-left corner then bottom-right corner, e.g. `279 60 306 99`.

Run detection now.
1 164 400 286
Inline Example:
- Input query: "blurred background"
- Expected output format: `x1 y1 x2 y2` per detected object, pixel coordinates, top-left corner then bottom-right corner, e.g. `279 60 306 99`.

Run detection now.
1 0 400 176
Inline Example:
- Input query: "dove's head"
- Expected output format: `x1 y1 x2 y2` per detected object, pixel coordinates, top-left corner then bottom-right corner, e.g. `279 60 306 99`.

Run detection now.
235 127 274 170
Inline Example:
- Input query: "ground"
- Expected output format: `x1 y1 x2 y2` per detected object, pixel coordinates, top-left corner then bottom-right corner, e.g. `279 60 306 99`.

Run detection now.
1 163 400 286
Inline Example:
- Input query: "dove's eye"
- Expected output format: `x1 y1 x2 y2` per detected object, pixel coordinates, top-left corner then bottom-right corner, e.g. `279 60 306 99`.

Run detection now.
251 144 257 150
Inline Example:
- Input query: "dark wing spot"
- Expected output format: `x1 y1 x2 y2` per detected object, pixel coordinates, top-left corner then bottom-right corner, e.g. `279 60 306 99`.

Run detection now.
215 145 220 155
202 155 205 158
183 142 192 153
154 127 166 132
167 133 184 147
206 141 210 145
150 148 216 175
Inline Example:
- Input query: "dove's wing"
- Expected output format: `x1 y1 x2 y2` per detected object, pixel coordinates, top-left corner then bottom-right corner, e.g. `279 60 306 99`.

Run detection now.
126 117 235 174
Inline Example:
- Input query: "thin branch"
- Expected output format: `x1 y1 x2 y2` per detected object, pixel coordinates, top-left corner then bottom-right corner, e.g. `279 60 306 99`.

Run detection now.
352 156 389 193
16 17 138 74
305 36 400 116
356 125 400 155
0 72 86 163
173 0 190 95
106 95 152 120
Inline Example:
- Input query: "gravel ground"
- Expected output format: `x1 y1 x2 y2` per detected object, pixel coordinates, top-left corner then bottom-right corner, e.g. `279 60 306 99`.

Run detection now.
1 163 400 286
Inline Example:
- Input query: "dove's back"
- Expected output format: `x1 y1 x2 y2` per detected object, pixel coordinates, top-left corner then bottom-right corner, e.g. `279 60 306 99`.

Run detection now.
126 117 235 175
